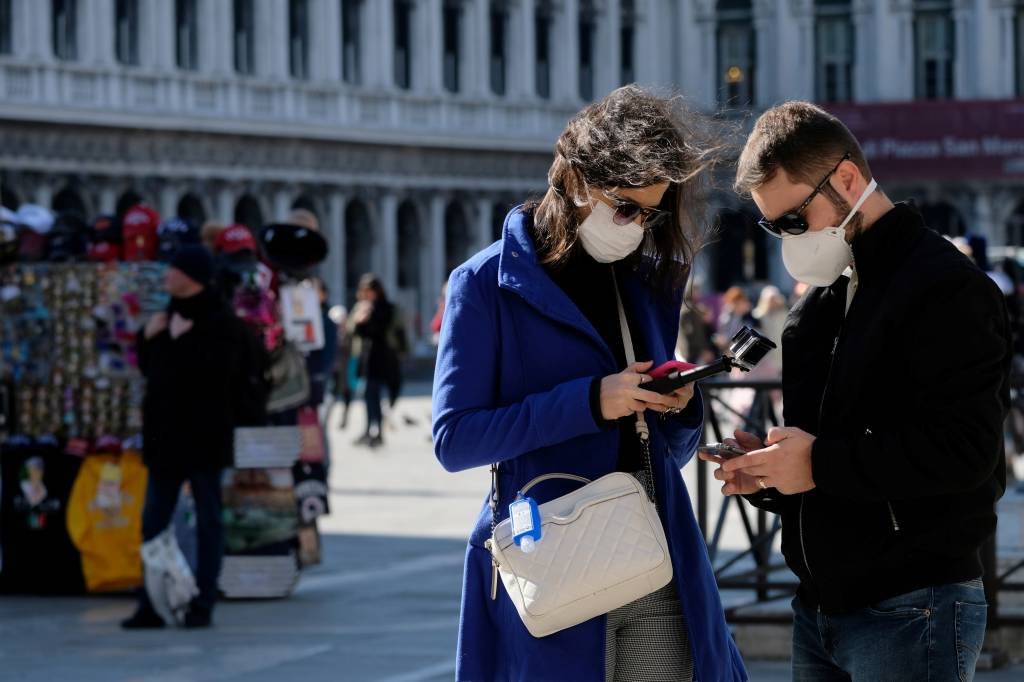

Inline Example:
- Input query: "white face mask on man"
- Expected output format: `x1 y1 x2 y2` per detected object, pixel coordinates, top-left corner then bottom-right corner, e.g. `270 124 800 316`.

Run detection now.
577 200 645 264
781 179 878 287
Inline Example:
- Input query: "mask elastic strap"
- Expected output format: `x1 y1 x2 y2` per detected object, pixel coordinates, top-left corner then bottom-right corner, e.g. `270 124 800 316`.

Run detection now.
837 179 878 231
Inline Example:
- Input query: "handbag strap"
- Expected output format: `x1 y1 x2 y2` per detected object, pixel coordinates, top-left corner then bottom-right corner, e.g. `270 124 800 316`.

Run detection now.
611 269 658 508
487 269 659 536
520 473 591 496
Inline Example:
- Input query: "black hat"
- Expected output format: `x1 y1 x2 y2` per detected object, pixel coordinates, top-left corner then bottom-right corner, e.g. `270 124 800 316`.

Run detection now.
169 244 215 285
260 223 328 273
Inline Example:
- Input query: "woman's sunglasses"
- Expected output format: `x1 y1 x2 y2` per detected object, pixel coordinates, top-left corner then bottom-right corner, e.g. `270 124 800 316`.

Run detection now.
605 191 672 230
757 153 850 237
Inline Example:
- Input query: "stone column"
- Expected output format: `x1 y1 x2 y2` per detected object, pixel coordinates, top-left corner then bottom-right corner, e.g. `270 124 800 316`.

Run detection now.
973 191 997 246
426 194 447 330
555 0 580 103
419 0 444 94
599 0 621 94
217 186 235 223
99 185 118 215
328 192 348 305
34 181 53 211
88 0 116 66
475 197 493 252
366 0 396 88
513 0 536 98
159 185 178 221
274 188 293 222
752 3 775 107
258 0 289 79
851 2 874 101
471 0 491 97
379 192 400 296
147 0 175 70
314 0 343 81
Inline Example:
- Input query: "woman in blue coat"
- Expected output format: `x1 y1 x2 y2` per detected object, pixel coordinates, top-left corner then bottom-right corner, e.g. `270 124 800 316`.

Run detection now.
432 86 748 682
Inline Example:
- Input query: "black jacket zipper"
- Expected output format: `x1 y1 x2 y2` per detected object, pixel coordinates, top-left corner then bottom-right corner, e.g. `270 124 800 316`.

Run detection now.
887 502 901 532
804 321 845 582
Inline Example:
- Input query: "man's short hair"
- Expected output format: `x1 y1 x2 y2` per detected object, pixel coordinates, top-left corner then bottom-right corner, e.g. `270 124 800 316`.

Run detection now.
734 101 873 197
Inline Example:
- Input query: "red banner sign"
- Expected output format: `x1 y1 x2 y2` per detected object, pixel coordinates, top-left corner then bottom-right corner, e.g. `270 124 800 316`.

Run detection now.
826 99 1024 182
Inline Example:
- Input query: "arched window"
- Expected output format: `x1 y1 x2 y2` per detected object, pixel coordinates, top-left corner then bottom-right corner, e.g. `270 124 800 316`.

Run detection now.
914 0 954 99
815 0 854 102
176 0 199 71
52 0 78 61
177 193 207 226
289 0 310 79
716 0 755 107
342 0 363 84
345 200 375 302
234 194 265 233
444 201 473 276
234 0 256 75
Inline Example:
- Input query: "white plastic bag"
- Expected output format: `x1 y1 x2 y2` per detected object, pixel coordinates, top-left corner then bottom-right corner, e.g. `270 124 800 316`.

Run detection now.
140 529 199 626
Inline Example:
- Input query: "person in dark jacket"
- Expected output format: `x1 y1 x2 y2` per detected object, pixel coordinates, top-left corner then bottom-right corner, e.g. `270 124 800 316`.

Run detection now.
122 245 256 629
350 273 397 448
703 102 1012 681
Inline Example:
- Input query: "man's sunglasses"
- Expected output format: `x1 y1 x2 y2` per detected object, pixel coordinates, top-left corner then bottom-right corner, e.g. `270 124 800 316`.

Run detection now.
757 153 851 237
605 191 672 230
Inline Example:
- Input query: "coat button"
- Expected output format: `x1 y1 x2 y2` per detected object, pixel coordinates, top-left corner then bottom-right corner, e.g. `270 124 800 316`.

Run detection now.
511 251 519 258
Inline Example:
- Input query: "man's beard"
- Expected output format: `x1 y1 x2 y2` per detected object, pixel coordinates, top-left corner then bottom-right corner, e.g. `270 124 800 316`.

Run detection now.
824 187 863 240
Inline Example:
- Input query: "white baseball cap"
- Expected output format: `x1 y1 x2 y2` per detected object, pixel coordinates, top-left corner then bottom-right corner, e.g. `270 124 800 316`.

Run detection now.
15 204 55 234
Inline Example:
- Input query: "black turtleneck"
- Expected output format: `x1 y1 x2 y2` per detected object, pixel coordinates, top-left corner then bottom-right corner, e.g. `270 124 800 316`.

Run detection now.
544 246 649 472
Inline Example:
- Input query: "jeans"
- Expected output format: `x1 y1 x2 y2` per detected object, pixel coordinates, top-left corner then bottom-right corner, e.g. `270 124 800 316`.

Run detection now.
792 579 988 682
138 467 225 611
364 379 383 435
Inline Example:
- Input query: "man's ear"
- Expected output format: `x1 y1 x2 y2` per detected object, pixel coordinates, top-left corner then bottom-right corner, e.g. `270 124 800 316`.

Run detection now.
833 159 863 200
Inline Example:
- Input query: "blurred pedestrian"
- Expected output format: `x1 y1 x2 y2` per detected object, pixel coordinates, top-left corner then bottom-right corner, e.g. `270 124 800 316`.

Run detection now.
383 301 410 428
350 274 397 448
715 286 755 351
122 246 260 629
432 86 745 682
751 285 787 376
306 277 338 408
705 101 1011 682
430 280 447 347
329 305 355 429
675 280 715 364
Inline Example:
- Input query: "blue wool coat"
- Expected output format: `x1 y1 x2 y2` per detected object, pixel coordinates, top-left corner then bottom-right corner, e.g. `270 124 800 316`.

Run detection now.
432 207 748 682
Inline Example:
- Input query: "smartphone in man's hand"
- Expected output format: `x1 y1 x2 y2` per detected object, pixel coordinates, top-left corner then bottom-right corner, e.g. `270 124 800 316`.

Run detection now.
697 443 748 460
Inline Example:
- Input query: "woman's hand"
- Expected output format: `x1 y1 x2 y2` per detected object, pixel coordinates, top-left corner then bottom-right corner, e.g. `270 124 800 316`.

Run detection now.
599 360 682 420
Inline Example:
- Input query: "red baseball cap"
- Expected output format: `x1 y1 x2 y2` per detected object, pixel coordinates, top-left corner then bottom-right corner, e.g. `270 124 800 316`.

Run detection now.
215 223 258 255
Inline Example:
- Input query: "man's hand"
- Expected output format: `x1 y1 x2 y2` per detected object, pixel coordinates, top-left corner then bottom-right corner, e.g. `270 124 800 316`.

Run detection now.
699 429 764 495
144 312 168 340
721 426 817 495
599 361 685 420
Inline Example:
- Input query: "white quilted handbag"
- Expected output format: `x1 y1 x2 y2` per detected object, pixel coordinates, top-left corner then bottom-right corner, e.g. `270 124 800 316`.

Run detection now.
483 272 673 638
485 470 673 637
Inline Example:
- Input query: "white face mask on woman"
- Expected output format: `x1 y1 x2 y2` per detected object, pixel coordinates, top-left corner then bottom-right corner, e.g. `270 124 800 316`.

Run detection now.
577 200 645 264
780 179 877 287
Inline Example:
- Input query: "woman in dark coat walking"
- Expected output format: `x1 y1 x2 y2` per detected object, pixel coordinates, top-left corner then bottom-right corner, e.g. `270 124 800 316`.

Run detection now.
432 87 747 681
351 274 398 448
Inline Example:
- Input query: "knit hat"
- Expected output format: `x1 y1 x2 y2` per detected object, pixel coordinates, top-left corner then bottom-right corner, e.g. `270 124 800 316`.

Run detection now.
169 244 215 286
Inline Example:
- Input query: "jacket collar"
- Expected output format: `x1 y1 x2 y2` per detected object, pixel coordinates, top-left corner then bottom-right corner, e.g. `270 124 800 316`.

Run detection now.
497 207 666 366
850 202 926 285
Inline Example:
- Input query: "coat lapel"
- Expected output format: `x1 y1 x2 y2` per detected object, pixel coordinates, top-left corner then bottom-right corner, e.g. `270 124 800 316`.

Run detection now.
496 209 615 364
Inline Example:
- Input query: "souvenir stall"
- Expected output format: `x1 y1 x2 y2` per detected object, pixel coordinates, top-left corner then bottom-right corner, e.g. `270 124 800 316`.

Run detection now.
0 257 164 594
0 203 331 603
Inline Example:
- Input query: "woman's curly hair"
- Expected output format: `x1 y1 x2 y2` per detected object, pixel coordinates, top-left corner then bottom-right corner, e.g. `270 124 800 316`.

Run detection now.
527 85 722 294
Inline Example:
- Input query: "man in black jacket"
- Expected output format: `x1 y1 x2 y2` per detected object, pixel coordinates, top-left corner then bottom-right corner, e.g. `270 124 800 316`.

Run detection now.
122 245 259 629
702 102 1012 681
